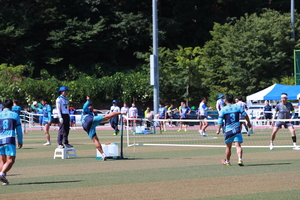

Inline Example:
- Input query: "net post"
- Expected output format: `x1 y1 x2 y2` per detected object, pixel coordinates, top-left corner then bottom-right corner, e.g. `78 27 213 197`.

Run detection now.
117 114 127 160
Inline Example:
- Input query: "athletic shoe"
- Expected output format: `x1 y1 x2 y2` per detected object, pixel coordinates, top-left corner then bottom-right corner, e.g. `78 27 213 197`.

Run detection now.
43 142 51 146
102 154 107 161
163 129 167 132
0 173 9 185
64 144 73 148
293 146 300 150
198 130 203 135
238 161 244 166
177 129 182 132
2 182 8 186
202 133 208 137
57 145 64 149
184 129 187 132
113 133 117 136
270 143 274 150
221 159 231 166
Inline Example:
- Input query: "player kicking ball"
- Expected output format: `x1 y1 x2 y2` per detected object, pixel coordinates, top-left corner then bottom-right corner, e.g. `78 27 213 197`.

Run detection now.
81 96 121 161
216 94 251 166
270 93 299 150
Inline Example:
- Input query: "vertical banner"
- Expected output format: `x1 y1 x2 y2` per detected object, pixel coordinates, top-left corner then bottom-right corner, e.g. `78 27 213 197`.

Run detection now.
294 50 300 85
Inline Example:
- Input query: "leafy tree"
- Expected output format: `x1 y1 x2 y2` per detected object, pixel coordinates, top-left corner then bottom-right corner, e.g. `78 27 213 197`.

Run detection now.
203 10 297 100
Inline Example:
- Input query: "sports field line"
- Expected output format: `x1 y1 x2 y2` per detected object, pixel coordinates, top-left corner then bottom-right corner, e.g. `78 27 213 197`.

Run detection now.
9 149 300 179
1 171 300 200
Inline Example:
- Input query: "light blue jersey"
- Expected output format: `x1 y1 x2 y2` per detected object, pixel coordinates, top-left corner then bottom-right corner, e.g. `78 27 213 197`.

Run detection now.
158 107 167 119
12 106 21 116
180 106 191 119
0 108 23 146
42 104 52 123
218 104 247 140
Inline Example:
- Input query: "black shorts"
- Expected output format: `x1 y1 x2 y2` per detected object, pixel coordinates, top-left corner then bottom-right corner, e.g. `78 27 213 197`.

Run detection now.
265 116 272 120
52 118 59 124
199 115 207 120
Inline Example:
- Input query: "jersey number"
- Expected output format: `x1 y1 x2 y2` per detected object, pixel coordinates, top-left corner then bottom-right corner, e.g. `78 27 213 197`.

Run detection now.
2 120 9 130
230 114 235 122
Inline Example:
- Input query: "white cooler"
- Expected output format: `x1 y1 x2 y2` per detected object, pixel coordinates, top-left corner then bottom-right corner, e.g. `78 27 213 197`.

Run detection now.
96 143 118 159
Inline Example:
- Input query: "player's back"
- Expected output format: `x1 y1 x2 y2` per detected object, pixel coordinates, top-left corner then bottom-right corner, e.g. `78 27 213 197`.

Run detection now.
0 109 19 138
220 104 243 125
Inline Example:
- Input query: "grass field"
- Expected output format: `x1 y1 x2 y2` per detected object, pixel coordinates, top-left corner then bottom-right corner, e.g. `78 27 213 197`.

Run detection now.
1 127 300 200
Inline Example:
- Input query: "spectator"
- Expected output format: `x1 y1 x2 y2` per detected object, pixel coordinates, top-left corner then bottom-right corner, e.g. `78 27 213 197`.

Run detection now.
69 107 77 130
110 100 120 136
128 103 138 127
158 103 167 131
121 103 129 127
144 106 152 128
263 100 272 126
41 98 52 146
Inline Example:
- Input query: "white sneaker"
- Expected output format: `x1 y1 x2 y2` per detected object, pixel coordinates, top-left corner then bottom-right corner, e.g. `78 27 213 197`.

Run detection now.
57 145 64 149
202 132 208 137
43 142 51 146
0 173 9 185
102 153 107 161
270 144 274 150
198 130 203 135
293 146 300 150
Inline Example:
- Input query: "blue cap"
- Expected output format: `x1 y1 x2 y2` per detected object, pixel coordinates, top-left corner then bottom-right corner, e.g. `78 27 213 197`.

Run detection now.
112 100 118 104
218 94 224 99
57 86 70 93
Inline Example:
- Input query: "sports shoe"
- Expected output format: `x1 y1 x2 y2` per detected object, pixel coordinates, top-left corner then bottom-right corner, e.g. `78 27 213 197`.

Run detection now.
198 130 203 135
293 146 300 150
221 159 231 166
163 129 167 132
184 129 187 132
43 142 51 146
57 145 64 149
102 153 107 161
270 143 274 150
177 129 182 132
238 161 244 166
64 144 73 148
202 132 208 137
0 173 9 185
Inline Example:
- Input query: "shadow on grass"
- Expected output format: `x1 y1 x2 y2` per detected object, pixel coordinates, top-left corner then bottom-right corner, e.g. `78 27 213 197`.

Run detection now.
13 180 82 185
245 163 291 167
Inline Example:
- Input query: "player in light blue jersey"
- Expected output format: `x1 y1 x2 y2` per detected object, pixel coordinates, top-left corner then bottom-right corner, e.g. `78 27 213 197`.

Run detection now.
31 101 44 130
216 94 251 166
41 98 52 146
178 102 191 132
81 96 121 161
158 103 167 132
12 100 21 116
0 99 23 185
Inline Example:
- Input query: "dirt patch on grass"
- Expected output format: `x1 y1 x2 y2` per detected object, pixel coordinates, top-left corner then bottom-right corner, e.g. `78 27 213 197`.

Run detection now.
1 171 300 200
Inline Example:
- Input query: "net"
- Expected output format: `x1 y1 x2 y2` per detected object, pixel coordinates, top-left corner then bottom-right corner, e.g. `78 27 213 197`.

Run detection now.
124 117 300 148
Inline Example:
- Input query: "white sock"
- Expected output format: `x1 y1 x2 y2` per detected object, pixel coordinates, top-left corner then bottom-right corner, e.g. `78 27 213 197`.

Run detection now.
239 158 243 161
293 142 297 147
226 160 230 163
270 141 274 145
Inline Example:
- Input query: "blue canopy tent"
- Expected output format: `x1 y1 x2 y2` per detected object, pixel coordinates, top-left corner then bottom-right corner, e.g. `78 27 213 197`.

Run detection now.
246 84 300 101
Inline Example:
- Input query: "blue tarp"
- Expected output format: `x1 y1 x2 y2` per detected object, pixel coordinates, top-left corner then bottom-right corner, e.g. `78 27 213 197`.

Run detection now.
247 84 300 101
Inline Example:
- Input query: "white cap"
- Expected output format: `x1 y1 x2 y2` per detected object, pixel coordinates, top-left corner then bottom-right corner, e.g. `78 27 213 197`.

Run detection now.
297 93 300 100
33 101 37 105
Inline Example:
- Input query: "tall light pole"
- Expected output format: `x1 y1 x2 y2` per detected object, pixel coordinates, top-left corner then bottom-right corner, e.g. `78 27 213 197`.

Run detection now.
151 0 159 116
291 0 295 40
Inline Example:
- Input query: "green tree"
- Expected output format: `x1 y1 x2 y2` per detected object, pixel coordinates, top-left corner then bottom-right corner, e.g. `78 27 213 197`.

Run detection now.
203 10 297 99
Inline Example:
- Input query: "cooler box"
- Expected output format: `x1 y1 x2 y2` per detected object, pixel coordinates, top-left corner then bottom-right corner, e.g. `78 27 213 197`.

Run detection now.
135 126 145 134
96 143 118 159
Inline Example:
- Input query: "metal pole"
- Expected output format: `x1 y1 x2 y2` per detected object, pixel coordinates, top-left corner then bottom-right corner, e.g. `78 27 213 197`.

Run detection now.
291 0 295 40
152 0 159 116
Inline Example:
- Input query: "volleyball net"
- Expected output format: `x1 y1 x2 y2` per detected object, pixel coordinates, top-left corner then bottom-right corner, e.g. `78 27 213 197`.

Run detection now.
123 117 300 149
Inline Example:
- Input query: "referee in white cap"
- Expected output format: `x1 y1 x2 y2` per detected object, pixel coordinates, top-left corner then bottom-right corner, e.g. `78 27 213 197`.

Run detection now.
56 86 72 148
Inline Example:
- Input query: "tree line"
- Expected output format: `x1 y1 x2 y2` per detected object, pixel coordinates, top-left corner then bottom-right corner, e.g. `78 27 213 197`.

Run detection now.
0 0 299 107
